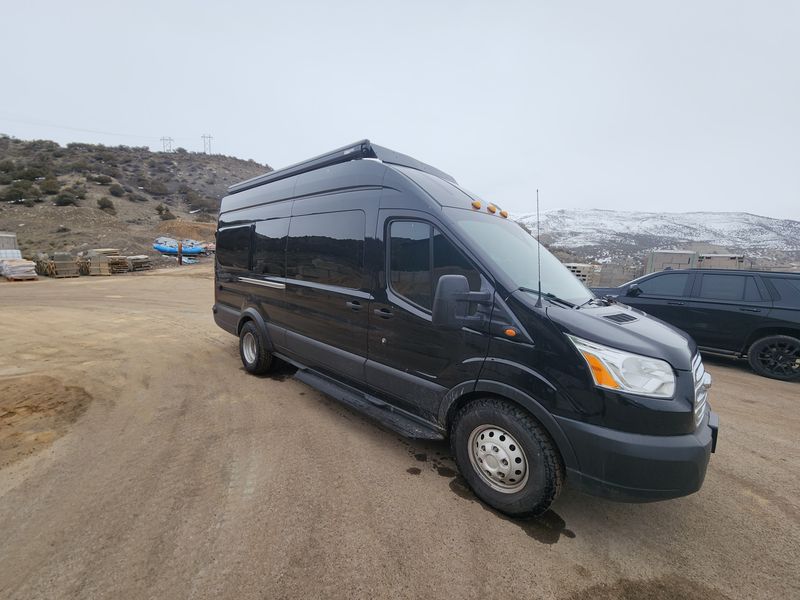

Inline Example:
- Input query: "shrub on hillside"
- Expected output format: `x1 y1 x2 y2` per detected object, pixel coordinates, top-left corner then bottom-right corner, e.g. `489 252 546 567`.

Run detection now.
97 197 116 214
109 183 124 197
160 208 177 221
128 193 147 202
55 190 78 206
89 174 113 185
40 176 61 195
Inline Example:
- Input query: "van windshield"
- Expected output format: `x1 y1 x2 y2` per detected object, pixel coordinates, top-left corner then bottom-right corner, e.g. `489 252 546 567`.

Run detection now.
444 208 594 306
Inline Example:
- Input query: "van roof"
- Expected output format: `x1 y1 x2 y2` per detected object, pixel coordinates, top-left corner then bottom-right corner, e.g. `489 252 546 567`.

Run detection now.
228 139 456 195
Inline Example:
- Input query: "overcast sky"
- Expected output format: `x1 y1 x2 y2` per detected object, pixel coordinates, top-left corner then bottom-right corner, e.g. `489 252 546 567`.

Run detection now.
1 1 798 219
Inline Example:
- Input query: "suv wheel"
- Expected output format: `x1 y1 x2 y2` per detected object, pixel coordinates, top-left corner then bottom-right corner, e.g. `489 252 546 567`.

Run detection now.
747 335 800 381
450 398 564 517
239 321 274 375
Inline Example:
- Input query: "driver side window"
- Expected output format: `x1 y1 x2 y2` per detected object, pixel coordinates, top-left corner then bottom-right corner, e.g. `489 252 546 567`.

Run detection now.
637 273 690 297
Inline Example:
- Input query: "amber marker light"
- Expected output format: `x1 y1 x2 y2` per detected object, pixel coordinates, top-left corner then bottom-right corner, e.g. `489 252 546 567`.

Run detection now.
471 200 481 210
500 210 509 218
487 204 497 214
581 351 620 389
504 328 517 337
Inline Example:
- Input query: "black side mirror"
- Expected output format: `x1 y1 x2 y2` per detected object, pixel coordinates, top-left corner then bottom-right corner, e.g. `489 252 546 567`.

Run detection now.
626 283 642 297
432 275 492 330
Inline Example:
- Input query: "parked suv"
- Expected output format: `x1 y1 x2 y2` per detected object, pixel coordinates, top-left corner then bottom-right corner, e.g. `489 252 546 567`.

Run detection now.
593 269 800 381
213 140 718 517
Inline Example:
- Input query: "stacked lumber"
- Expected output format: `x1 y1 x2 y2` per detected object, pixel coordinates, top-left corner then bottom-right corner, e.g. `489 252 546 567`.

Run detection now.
92 248 120 256
77 255 111 276
127 255 152 272
0 258 38 281
51 253 79 278
107 256 130 274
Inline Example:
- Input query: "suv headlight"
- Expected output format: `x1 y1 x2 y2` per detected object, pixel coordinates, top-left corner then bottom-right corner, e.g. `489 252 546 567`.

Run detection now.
566 335 675 398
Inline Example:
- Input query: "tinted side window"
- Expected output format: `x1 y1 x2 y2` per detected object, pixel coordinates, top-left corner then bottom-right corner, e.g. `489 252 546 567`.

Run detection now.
765 277 800 305
390 221 432 309
433 228 481 292
638 273 689 297
286 211 365 289
698 274 747 301
744 277 762 302
216 225 252 270
252 218 289 276
389 221 481 311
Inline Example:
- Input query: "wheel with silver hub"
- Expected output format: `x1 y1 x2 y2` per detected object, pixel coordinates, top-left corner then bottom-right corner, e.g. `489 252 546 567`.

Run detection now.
468 425 529 493
238 321 274 375
451 398 564 517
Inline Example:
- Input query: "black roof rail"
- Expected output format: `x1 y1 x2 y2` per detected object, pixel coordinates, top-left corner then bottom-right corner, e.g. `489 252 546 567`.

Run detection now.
227 139 456 194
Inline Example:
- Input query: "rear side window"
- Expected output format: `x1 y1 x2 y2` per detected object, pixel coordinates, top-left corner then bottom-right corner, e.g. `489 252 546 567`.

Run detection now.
216 225 252 270
389 220 480 310
765 277 800 304
252 218 289 277
286 211 365 289
698 274 756 301
637 273 689 297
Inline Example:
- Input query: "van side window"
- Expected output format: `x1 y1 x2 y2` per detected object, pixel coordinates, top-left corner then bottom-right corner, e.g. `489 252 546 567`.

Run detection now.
389 221 480 311
286 211 365 289
217 225 252 270
252 218 289 277
389 221 432 309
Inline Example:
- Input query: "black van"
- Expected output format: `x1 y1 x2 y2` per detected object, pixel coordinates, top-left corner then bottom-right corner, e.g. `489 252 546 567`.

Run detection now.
213 140 719 516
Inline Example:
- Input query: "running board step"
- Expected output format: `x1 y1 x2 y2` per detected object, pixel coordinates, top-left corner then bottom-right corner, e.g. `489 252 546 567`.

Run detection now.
294 369 445 440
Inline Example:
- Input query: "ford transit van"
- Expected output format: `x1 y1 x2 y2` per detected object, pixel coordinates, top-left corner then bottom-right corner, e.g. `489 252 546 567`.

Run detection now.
213 140 719 516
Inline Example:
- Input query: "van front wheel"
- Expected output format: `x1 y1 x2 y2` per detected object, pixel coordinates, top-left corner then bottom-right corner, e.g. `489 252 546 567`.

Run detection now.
450 398 563 517
239 321 274 375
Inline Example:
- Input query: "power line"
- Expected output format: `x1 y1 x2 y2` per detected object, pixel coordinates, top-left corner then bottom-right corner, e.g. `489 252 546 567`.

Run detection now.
201 134 213 154
160 136 174 152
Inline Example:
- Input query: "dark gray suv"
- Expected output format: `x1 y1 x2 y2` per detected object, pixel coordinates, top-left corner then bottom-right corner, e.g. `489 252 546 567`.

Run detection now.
593 269 800 381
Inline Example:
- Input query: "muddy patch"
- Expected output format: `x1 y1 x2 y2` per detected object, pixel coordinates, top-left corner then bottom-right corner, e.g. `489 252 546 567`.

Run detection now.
449 476 575 544
406 467 421 475
0 375 92 468
565 574 731 600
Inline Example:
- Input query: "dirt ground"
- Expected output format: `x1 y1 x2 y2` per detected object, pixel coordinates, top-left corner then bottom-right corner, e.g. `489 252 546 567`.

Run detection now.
0 265 798 600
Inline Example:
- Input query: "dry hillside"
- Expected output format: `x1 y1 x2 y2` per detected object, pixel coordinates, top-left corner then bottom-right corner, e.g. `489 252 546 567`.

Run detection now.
0 135 271 256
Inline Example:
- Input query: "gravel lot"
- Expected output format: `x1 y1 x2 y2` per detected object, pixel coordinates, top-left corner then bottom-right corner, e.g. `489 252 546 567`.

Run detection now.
0 265 798 599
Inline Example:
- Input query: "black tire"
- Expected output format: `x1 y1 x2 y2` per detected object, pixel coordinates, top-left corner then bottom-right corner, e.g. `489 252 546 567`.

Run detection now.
450 398 564 517
747 335 800 381
238 321 274 375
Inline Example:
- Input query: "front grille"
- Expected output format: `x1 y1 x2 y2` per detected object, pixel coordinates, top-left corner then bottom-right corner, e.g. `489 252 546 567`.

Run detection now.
692 354 710 428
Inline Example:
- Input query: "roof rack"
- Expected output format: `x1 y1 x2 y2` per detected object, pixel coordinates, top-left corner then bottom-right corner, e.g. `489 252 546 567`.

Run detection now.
227 139 456 194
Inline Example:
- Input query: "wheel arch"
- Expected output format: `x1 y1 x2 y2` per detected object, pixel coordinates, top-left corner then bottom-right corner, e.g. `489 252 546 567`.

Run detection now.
440 380 579 471
743 327 800 353
236 308 275 351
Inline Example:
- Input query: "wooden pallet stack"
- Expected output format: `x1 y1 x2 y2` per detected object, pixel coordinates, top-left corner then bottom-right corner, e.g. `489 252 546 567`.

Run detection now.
51 253 79 278
127 255 152 272
77 254 111 276
107 256 130 274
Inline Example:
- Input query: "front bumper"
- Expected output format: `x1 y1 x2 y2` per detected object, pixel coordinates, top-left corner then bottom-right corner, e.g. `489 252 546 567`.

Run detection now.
557 409 718 502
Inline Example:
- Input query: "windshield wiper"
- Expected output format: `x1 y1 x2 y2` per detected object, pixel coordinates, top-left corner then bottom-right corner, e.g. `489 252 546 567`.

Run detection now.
516 287 575 308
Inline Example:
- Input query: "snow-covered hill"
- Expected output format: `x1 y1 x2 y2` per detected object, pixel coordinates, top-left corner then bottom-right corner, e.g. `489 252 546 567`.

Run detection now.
514 209 800 261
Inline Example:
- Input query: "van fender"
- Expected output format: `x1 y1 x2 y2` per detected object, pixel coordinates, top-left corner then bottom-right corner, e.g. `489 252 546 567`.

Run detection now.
440 379 579 471
237 307 275 351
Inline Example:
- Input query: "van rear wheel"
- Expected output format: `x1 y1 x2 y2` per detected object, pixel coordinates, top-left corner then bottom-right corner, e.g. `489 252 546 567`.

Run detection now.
239 321 274 375
450 398 564 517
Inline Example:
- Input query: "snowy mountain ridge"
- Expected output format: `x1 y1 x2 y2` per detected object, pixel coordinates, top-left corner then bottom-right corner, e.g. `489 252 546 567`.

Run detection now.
513 209 800 259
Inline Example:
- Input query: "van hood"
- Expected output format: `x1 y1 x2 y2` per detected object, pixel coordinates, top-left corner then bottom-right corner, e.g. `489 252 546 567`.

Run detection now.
512 292 696 371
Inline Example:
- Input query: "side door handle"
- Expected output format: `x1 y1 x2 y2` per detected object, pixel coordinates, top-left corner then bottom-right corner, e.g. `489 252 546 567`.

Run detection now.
739 307 761 313
373 308 394 319
667 301 685 305
346 300 362 311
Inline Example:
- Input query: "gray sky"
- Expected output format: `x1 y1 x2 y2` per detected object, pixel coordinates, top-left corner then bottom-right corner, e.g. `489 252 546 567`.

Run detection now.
1 1 798 219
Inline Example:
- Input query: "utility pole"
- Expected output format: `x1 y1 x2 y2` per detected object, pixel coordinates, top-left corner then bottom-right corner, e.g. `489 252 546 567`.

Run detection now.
160 137 174 152
201 134 213 154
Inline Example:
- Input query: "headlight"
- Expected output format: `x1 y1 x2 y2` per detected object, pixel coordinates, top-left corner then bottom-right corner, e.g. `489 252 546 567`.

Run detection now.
566 335 675 398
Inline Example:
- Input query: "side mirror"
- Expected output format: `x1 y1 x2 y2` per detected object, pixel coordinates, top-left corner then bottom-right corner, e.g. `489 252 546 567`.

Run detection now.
432 275 492 330
626 283 642 297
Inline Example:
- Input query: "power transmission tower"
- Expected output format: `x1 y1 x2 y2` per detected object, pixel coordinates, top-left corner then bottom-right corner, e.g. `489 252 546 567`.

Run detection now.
160 136 174 152
201 134 213 154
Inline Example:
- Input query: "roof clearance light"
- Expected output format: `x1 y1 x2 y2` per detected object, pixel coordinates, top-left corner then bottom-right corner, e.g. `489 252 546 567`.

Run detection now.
471 200 481 210
487 204 497 214
500 210 509 218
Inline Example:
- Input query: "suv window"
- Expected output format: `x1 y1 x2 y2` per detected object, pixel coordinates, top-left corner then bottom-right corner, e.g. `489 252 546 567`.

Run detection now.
216 225 252 271
698 274 760 301
637 273 690 297
252 218 289 276
286 211 365 289
765 276 800 305
389 220 480 310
